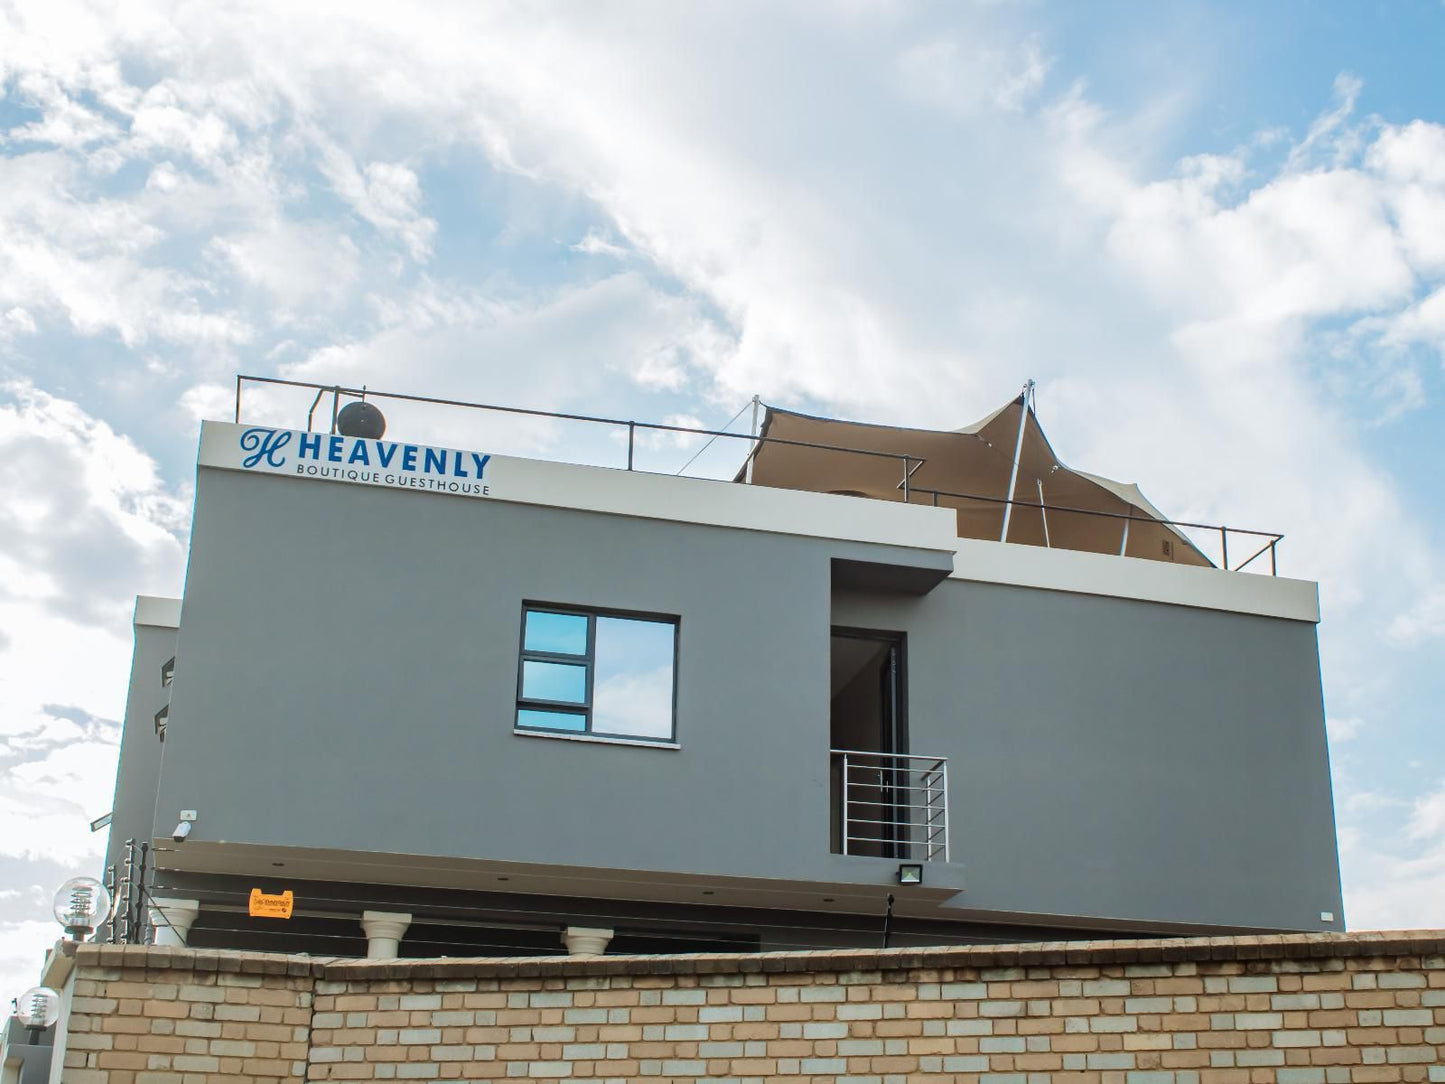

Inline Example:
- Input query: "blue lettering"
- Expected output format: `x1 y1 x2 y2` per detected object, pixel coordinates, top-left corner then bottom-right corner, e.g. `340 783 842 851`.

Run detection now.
402 445 418 471
424 448 447 475
375 442 398 468
328 436 344 462
298 433 322 460
239 427 292 469
348 442 370 466
452 454 469 478
471 453 490 479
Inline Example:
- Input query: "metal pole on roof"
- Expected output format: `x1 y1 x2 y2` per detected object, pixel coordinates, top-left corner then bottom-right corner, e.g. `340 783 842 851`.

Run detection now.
744 395 761 484
999 380 1035 542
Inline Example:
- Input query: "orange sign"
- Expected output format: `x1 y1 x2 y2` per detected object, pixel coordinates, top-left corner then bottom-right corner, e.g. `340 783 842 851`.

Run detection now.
248 889 294 919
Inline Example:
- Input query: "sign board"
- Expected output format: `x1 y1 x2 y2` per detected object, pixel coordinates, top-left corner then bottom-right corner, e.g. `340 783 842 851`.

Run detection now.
249 889 294 919
199 421 494 500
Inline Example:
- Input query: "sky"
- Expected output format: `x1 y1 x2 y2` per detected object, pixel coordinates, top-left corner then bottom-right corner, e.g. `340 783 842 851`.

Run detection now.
2 0 1445 1003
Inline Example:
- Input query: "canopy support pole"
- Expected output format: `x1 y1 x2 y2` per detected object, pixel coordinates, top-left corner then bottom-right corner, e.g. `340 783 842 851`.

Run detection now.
744 395 761 484
1119 515 1131 556
1036 478 1051 548
999 380 1034 542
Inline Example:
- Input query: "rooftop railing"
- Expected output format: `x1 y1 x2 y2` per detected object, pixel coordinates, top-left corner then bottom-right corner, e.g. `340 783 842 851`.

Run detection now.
233 375 1283 574
906 486 1283 576
234 374 926 498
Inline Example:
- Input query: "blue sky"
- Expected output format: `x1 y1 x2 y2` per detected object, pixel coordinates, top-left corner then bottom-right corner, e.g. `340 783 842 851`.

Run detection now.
2 0 1445 1001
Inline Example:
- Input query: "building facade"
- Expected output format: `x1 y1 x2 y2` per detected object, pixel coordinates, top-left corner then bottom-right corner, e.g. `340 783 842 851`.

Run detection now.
99 387 1343 959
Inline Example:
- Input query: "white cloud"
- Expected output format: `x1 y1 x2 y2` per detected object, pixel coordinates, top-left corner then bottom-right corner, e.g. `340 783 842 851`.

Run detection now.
0 919 61 1010
571 230 630 260
274 272 733 459
898 35 1050 114
314 142 437 262
1327 716 1364 744
1388 589 1445 646
0 381 188 624
1342 780 1445 930
0 383 186 1005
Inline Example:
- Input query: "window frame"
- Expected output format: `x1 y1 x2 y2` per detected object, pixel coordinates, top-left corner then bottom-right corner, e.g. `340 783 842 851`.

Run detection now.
515 603 680 745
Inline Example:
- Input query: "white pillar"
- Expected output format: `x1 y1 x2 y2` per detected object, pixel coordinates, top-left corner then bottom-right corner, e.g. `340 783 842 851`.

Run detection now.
561 927 614 957
360 911 412 960
147 898 200 946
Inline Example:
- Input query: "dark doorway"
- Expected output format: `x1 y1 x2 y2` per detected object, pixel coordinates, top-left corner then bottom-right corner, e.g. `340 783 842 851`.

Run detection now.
829 629 907 857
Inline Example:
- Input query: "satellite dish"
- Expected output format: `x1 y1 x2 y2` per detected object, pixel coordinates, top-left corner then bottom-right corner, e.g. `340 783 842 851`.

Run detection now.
337 401 386 439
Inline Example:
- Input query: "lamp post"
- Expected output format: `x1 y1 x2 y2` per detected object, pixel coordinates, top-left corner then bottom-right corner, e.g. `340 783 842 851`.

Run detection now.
52 876 112 941
16 986 59 1043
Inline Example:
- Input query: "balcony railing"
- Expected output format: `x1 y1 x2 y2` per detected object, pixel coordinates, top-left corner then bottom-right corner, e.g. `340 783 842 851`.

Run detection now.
831 750 949 862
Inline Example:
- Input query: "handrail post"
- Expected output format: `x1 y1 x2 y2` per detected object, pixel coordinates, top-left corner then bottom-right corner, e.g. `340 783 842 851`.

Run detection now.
330 386 341 434
1220 527 1229 571
626 422 635 471
841 753 850 856
1270 539 1278 577
902 456 911 502
745 394 761 484
234 374 242 423
941 760 949 862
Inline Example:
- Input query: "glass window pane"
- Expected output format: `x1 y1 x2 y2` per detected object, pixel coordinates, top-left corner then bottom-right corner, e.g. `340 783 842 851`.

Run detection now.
592 617 676 739
517 708 586 733
524 611 588 655
522 660 587 703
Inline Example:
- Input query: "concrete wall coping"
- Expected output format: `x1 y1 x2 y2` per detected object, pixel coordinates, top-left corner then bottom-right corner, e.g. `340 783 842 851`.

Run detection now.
71 929 1445 981
133 595 182 629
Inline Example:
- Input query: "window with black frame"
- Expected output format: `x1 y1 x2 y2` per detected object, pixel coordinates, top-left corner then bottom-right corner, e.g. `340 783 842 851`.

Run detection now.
515 606 678 743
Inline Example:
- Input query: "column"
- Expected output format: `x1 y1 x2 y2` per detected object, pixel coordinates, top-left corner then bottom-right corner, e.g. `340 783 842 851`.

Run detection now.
360 911 412 960
146 898 200 946
561 927 614 957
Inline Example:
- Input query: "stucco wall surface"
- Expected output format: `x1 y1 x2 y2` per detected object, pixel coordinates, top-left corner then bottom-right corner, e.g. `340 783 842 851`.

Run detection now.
150 467 1340 931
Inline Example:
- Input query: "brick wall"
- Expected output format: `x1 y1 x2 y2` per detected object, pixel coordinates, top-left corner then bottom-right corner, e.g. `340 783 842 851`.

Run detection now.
57 933 1445 1084
61 947 314 1084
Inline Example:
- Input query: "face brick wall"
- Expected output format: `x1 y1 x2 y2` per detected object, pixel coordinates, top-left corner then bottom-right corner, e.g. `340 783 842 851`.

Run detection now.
59 948 314 1084
51 933 1445 1084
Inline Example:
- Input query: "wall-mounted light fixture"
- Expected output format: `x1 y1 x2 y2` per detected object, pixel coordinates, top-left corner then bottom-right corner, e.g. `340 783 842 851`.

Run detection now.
896 864 923 885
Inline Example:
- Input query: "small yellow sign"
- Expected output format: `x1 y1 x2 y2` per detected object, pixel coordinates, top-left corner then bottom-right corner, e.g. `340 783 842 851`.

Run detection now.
248 889 294 919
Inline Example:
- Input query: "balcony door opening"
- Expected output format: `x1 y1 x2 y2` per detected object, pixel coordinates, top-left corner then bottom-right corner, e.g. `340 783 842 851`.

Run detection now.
830 629 907 857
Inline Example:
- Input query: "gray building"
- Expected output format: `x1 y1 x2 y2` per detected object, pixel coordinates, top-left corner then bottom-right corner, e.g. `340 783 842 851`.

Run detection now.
101 382 1342 958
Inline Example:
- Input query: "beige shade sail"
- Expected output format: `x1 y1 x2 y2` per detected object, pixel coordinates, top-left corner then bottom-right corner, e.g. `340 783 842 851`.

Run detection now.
737 396 1213 567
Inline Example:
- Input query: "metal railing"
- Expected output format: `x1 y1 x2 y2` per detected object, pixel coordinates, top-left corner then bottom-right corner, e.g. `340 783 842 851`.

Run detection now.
906 486 1283 575
233 375 1283 574
832 750 949 862
233 374 927 499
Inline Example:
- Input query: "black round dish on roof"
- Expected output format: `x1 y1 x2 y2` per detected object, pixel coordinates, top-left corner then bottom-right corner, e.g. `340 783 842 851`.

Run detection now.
337 400 386 439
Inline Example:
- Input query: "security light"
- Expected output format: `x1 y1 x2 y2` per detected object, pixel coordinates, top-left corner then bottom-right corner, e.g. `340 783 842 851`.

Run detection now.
52 876 111 940
896 863 924 885
17 987 60 1031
